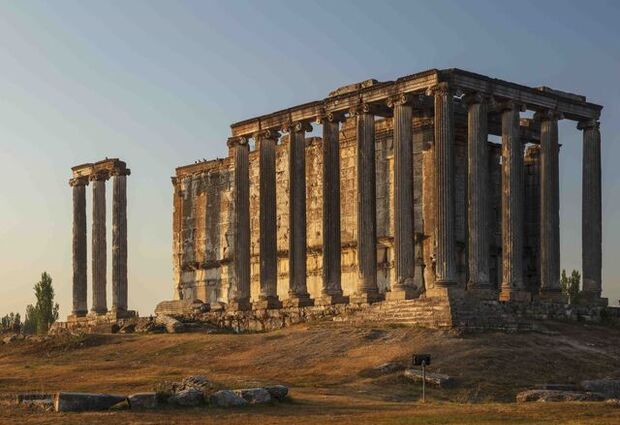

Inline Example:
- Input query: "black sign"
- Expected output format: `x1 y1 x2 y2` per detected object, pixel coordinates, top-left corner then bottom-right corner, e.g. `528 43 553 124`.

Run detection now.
412 354 431 366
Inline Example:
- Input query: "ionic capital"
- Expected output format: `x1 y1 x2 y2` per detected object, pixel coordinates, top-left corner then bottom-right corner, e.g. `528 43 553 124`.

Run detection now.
386 93 415 108
253 128 281 141
349 102 382 116
495 99 526 113
426 82 454 97
462 92 488 107
577 119 600 131
89 170 110 182
111 168 131 177
533 109 564 122
283 121 312 134
227 136 249 149
316 110 347 125
69 176 89 187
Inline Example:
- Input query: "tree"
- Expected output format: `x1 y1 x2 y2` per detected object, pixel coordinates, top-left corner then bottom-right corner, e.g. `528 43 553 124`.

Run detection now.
0 312 21 334
560 269 581 304
22 272 60 335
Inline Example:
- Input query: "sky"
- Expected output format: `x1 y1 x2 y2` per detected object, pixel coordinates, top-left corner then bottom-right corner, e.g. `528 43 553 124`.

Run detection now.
0 0 619 318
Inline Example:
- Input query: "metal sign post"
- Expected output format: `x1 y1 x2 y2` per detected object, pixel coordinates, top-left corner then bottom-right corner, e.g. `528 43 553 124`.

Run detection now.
412 354 431 403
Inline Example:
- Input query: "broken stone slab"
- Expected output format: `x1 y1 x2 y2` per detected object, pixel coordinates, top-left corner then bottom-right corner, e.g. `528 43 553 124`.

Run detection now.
17 393 53 403
516 389 606 403
128 392 158 409
209 390 248 407
580 379 620 399
54 392 127 412
264 385 288 401
168 388 203 406
234 388 272 404
155 314 185 333
155 299 210 317
403 368 455 387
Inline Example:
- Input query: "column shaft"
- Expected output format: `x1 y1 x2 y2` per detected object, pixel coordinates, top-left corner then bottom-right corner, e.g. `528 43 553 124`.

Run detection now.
256 130 281 309
91 176 108 314
466 94 491 291
433 83 457 286
388 96 416 300
538 111 562 299
352 106 380 303
112 174 128 313
580 120 603 302
499 103 529 301
71 179 88 316
229 138 251 310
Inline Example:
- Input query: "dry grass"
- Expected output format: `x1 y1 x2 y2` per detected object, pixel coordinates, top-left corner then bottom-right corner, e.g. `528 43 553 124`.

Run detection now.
1 320 620 424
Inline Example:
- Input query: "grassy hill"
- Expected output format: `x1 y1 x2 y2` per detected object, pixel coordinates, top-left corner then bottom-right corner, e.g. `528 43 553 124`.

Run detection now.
2 319 620 424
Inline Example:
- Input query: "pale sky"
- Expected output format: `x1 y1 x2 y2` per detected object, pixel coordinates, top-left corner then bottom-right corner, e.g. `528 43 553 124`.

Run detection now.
0 0 619 318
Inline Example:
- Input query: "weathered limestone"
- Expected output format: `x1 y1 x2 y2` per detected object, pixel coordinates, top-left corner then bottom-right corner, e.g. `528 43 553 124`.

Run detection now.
499 101 530 302
430 83 457 287
228 137 251 310
70 177 88 317
91 172 108 314
350 103 381 304
386 95 416 300
255 130 282 309
285 122 314 307
317 113 347 305
464 93 492 295
579 119 604 304
112 171 129 313
537 110 565 302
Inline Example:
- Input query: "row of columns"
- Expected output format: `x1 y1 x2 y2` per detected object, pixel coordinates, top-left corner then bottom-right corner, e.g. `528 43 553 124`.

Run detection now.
227 84 603 309
70 169 129 316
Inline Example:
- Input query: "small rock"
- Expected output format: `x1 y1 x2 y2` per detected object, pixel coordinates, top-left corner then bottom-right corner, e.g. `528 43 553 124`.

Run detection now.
128 392 158 409
234 388 272 404
581 379 620 399
110 399 130 410
606 398 620 407
516 389 606 403
209 390 248 407
169 388 203 406
265 385 288 401
403 368 455 387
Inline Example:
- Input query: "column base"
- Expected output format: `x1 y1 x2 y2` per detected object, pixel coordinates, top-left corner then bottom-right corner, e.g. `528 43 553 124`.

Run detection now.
227 298 252 311
315 292 349 306
499 290 532 302
579 291 608 307
107 309 137 320
349 291 384 305
466 287 498 301
66 313 88 323
88 309 109 317
252 296 282 310
283 294 314 308
385 286 418 301
534 290 568 304
69 310 88 318
426 286 465 299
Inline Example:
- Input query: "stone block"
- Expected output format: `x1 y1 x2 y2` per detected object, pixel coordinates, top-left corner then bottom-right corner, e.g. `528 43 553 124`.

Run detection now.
128 392 158 409
168 388 203 406
54 392 127 412
264 385 289 401
581 379 620 399
209 390 248 407
403 368 455 387
234 388 272 404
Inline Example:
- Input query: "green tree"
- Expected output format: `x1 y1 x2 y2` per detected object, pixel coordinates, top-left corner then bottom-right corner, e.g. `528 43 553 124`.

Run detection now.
22 272 60 335
560 269 581 304
23 304 37 335
0 312 21 333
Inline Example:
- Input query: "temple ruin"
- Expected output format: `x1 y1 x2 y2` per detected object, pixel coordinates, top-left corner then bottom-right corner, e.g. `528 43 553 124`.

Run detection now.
68 158 134 320
171 68 605 315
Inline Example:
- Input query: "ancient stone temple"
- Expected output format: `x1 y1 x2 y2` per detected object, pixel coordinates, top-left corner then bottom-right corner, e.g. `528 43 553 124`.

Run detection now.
68 158 134 320
171 68 605 313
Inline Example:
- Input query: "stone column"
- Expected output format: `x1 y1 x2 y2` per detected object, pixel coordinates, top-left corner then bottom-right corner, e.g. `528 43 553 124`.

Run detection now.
386 94 416 300
317 112 348 305
498 101 530 302
284 122 313 307
111 170 129 314
537 110 565 302
227 137 251 310
430 83 457 288
579 119 605 304
255 129 282 309
464 93 493 296
351 103 381 304
70 176 89 317
90 172 109 314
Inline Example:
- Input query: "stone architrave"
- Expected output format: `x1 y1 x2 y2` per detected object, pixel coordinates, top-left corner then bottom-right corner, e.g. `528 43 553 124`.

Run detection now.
579 119 605 305
254 129 282 309
70 176 89 317
285 121 314 307
350 103 381 304
498 101 530 302
386 94 416 300
227 137 251 311
90 171 109 314
112 170 129 313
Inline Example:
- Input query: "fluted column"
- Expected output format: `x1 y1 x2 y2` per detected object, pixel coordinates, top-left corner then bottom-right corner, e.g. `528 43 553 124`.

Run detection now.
387 94 416 300
285 122 314 307
227 137 251 310
70 176 89 317
351 103 381 304
255 129 282 309
430 83 457 287
464 93 492 295
579 119 605 304
90 172 109 314
112 170 129 314
498 101 530 302
317 113 348 305
537 110 565 302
